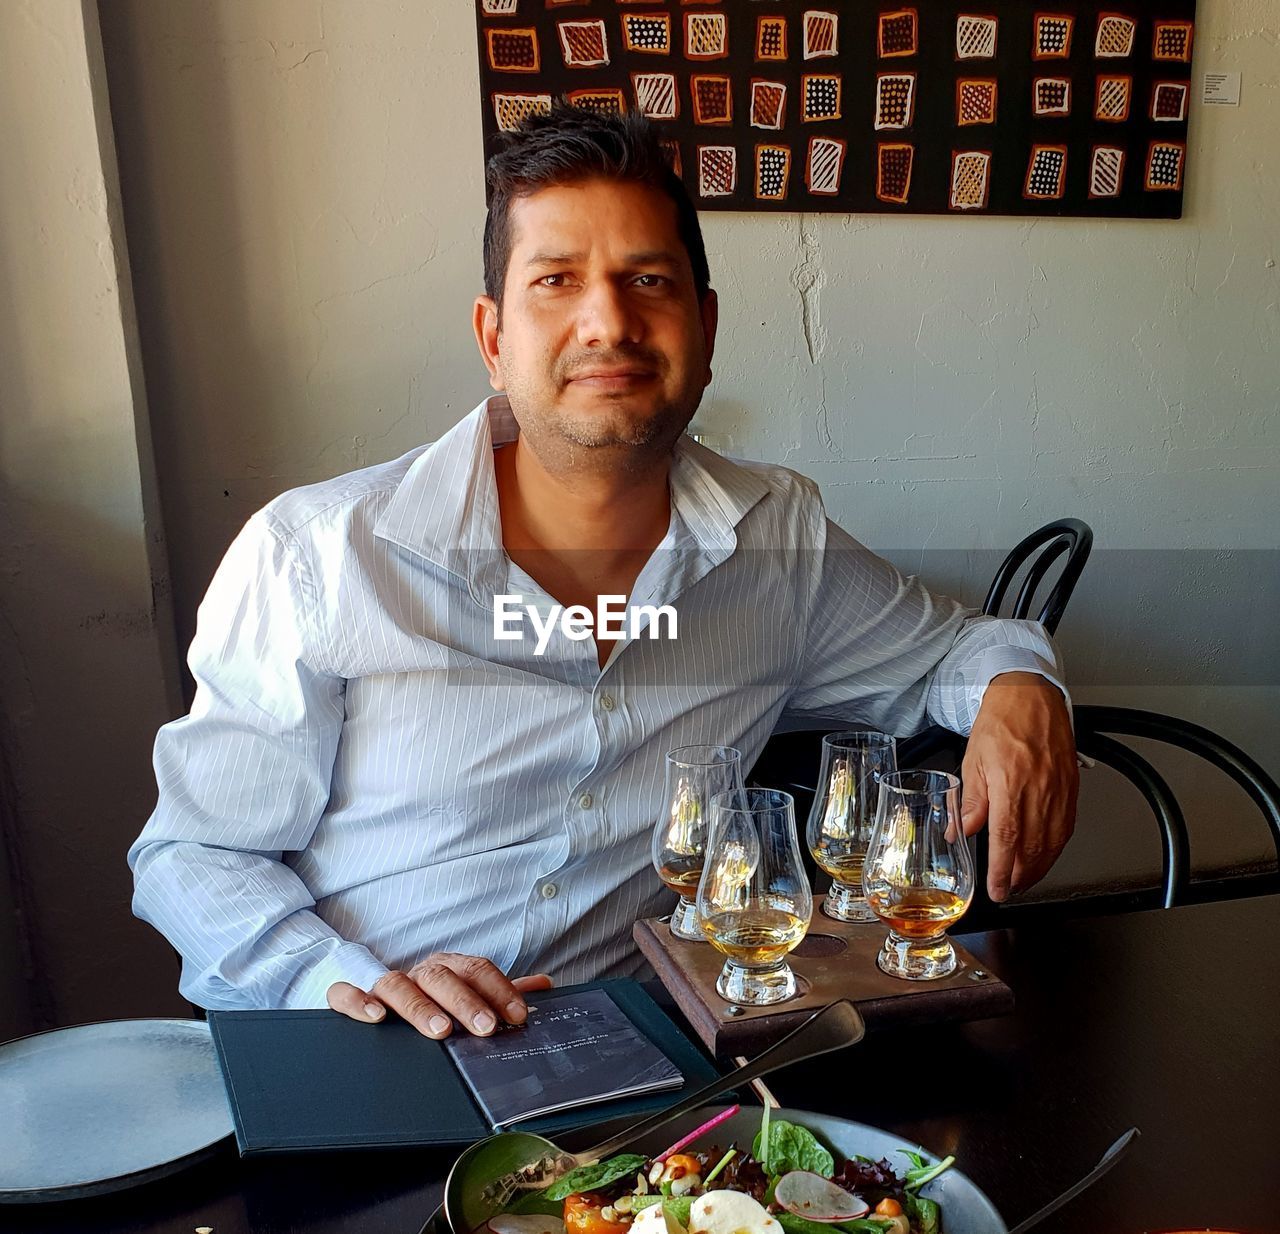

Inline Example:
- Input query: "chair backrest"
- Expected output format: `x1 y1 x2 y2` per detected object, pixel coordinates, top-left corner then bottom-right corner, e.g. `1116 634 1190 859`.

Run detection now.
983 518 1093 634
1074 705 1280 908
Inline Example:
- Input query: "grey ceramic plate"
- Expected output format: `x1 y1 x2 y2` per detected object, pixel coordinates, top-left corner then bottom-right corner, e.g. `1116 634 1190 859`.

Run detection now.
425 1104 1007 1234
0 1017 234 1203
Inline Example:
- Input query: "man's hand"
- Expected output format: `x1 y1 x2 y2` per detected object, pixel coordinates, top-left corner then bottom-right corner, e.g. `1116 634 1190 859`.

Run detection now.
327 954 553 1039
960 672 1079 902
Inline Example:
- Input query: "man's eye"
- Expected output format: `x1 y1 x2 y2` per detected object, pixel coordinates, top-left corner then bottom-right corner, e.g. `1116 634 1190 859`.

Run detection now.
538 274 567 287
634 274 668 288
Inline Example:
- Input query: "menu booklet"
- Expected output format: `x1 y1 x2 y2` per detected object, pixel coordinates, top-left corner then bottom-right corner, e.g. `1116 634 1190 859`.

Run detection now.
207 978 717 1155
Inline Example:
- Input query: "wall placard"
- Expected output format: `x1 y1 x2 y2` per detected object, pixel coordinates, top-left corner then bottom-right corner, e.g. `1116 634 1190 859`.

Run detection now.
474 1 1195 218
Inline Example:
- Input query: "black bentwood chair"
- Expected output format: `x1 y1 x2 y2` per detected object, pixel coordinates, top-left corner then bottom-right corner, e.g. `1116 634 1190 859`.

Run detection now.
1071 706 1280 910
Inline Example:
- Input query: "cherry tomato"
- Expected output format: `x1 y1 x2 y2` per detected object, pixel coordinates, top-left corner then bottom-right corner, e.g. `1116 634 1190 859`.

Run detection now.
563 1193 631 1234
874 1198 904 1217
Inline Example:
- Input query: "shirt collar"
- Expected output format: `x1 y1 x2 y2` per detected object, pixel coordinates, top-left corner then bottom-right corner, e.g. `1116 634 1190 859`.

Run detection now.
374 395 771 594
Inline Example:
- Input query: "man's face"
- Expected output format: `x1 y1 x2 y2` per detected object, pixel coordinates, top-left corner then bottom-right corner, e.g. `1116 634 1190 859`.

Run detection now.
475 177 717 460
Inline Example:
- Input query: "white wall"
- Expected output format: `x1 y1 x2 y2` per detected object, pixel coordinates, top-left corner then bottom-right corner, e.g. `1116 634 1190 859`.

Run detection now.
0 0 186 1028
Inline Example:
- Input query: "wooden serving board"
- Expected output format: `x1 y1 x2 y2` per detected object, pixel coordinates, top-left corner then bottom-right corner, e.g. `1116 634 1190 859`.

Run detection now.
634 897 1012 1058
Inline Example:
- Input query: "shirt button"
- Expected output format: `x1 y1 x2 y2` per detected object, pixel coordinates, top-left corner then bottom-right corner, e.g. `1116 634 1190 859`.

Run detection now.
599 693 616 711
540 882 558 900
578 792 594 809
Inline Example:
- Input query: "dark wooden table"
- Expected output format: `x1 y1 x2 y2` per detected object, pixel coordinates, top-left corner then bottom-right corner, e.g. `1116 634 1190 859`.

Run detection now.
10 896 1279 1234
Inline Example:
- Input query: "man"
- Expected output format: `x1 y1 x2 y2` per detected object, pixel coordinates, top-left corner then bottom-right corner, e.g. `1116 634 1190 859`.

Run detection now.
130 107 1078 1042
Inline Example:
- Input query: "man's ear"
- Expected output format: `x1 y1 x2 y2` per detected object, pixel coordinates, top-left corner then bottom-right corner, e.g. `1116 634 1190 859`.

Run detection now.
473 295 505 391
699 288 719 385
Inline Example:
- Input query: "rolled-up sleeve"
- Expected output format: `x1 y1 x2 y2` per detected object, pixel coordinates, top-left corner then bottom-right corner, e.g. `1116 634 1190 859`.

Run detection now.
785 516 1069 737
128 512 389 1010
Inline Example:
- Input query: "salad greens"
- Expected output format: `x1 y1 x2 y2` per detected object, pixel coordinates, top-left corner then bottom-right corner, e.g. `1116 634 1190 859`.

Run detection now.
499 1111 952 1234
543 1154 649 1201
751 1120 836 1181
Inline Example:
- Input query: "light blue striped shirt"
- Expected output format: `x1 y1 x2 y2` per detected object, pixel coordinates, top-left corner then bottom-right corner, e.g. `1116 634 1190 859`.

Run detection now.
129 398 1067 1010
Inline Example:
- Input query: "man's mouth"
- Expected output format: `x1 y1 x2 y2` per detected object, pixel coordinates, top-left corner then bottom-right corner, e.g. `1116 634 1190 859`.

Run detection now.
565 369 656 390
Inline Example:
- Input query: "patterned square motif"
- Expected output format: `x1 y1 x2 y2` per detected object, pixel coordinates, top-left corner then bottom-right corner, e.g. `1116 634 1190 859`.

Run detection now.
956 15 998 59
691 75 733 125
1152 81 1189 121
1095 74 1132 121
806 136 846 195
558 20 608 67
1145 140 1185 190
755 144 792 200
1095 14 1136 58
750 80 787 129
803 11 838 59
1088 145 1125 198
1034 14 1074 59
802 74 842 121
950 150 992 209
480 0 518 14
1034 77 1071 116
879 10 919 58
756 15 788 61
487 28 540 73
875 73 916 129
685 12 728 60
877 143 914 203
622 13 671 55
632 72 678 120
957 78 997 125
698 145 737 198
493 92 552 132
567 89 625 117
1025 145 1068 199
1153 21 1194 62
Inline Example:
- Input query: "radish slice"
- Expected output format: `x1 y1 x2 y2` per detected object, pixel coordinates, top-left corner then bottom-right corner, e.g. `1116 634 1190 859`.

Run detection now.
772 1172 869 1222
488 1216 566 1234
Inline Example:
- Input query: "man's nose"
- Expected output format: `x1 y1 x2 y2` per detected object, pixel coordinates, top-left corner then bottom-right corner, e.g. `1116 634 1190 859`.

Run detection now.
575 279 641 348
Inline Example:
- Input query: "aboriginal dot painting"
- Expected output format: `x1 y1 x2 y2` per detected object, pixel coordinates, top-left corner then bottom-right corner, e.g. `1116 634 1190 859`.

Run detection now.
476 1 1195 217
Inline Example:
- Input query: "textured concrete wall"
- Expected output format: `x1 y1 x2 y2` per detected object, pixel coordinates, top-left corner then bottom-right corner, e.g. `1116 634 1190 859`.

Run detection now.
97 0 1277 949
0 0 186 1027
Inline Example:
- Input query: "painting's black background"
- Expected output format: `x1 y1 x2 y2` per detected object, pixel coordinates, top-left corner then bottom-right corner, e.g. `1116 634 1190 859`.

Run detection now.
474 1 1196 218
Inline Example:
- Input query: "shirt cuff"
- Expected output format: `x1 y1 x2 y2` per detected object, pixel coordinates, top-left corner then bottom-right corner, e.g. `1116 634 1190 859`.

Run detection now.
969 644 1072 720
281 940 391 1009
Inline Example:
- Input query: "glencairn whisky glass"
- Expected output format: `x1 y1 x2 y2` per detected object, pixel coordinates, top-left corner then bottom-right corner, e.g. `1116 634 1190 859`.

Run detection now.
697 788 813 1005
864 770 974 980
652 745 743 941
805 731 897 922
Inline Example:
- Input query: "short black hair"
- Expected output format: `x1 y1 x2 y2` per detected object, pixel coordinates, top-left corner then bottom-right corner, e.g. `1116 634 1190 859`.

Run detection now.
483 104 711 309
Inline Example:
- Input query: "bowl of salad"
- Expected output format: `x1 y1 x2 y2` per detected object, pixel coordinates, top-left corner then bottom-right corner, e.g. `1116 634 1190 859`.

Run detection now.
433 1105 1006 1234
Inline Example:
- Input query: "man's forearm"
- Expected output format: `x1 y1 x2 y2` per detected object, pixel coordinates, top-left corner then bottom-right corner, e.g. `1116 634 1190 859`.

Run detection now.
130 839 388 1009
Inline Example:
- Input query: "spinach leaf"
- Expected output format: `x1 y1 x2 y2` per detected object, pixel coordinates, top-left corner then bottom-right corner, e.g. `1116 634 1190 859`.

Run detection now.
543 1154 649 1200
777 1215 890 1234
903 1192 941 1234
662 1196 695 1229
751 1121 836 1180
507 1189 566 1217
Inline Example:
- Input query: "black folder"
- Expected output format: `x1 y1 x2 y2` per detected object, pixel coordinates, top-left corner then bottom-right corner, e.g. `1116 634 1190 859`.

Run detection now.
208 978 718 1155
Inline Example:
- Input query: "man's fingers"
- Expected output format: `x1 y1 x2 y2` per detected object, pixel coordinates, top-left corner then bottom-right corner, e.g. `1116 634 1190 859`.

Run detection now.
432 953 536 1028
326 980 386 1023
370 970 456 1039
959 757 990 839
984 791 1020 903
512 973 554 993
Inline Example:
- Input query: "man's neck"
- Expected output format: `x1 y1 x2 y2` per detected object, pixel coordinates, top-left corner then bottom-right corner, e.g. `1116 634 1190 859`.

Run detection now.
493 434 673 668
494 434 672 560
